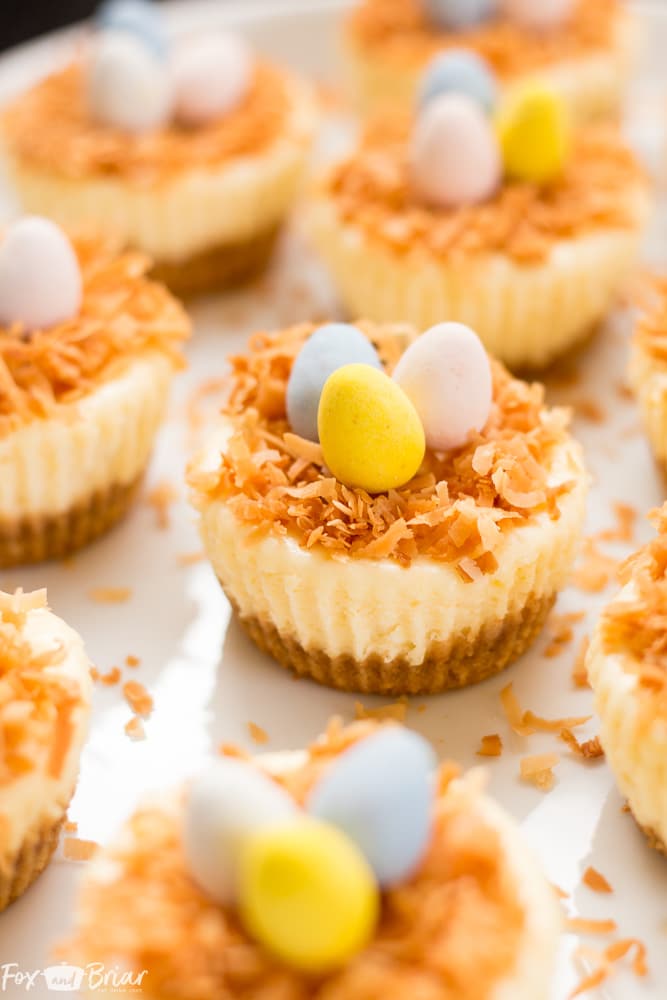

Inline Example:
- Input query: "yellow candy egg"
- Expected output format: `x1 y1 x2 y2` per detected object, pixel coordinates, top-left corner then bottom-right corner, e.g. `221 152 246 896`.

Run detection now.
318 364 425 493
239 818 379 973
498 86 570 185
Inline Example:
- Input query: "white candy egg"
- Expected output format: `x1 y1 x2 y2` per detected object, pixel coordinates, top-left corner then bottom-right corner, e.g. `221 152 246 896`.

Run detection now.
393 322 493 452
502 0 575 30
0 217 82 332
88 30 172 132
183 757 297 905
410 94 501 208
172 33 253 126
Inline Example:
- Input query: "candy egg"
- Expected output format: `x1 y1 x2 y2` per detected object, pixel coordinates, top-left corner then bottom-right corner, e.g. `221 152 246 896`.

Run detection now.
239 818 379 972
183 758 297 905
286 324 382 443
172 33 253 126
96 0 168 57
411 94 501 208
307 729 437 887
418 49 498 115
501 0 575 30
0 217 82 332
88 30 172 132
423 0 497 30
393 322 492 452
318 364 425 493
498 85 570 185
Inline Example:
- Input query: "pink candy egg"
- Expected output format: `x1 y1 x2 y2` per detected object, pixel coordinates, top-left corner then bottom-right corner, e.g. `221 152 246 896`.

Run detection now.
410 94 501 208
502 0 574 30
172 33 253 126
0 217 82 332
392 323 492 452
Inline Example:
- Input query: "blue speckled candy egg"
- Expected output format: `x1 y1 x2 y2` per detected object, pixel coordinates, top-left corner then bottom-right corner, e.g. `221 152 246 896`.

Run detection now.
307 728 437 887
418 49 498 115
286 323 382 443
423 0 497 31
183 757 298 905
96 0 168 58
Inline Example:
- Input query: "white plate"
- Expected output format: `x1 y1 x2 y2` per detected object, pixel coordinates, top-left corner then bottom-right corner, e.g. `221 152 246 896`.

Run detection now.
1 2 667 998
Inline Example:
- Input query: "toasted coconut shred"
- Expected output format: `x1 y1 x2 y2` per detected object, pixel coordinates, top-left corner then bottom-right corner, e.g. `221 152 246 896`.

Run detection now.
572 636 590 688
124 717 146 743
355 700 408 722
319 121 644 266
0 236 189 434
88 587 133 605
520 753 559 791
190 323 574 575
3 62 291 185
582 866 613 894
247 722 269 746
477 734 503 758
570 938 647 997
348 0 619 73
544 610 586 658
566 916 617 936
600 504 667 701
560 730 604 759
123 681 153 720
597 501 637 544
63 837 98 862
64 720 526 999
500 683 590 736
572 538 618 593
0 590 79 786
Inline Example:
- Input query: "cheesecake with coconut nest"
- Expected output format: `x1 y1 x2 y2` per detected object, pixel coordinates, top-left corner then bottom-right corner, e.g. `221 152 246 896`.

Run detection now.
61 719 561 1000
588 504 667 855
0 7 317 297
188 320 587 695
0 589 92 911
0 217 190 568
344 0 638 123
307 91 647 371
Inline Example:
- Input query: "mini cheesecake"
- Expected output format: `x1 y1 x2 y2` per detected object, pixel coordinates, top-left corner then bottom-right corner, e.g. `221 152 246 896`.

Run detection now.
307 117 647 371
62 720 561 1000
0 231 190 568
344 0 638 122
588 505 667 854
0 589 92 910
1 61 316 297
188 322 587 695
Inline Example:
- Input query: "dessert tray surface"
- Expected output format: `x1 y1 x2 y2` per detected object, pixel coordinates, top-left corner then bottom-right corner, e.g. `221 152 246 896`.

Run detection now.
1 2 667 998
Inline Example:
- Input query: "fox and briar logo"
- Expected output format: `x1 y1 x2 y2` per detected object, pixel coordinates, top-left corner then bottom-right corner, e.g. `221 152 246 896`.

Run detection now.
0 963 147 993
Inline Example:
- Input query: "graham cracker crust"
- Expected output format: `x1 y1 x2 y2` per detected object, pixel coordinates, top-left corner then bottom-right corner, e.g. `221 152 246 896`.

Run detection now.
152 224 282 298
517 320 602 379
0 474 143 568
0 811 65 911
231 590 556 696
